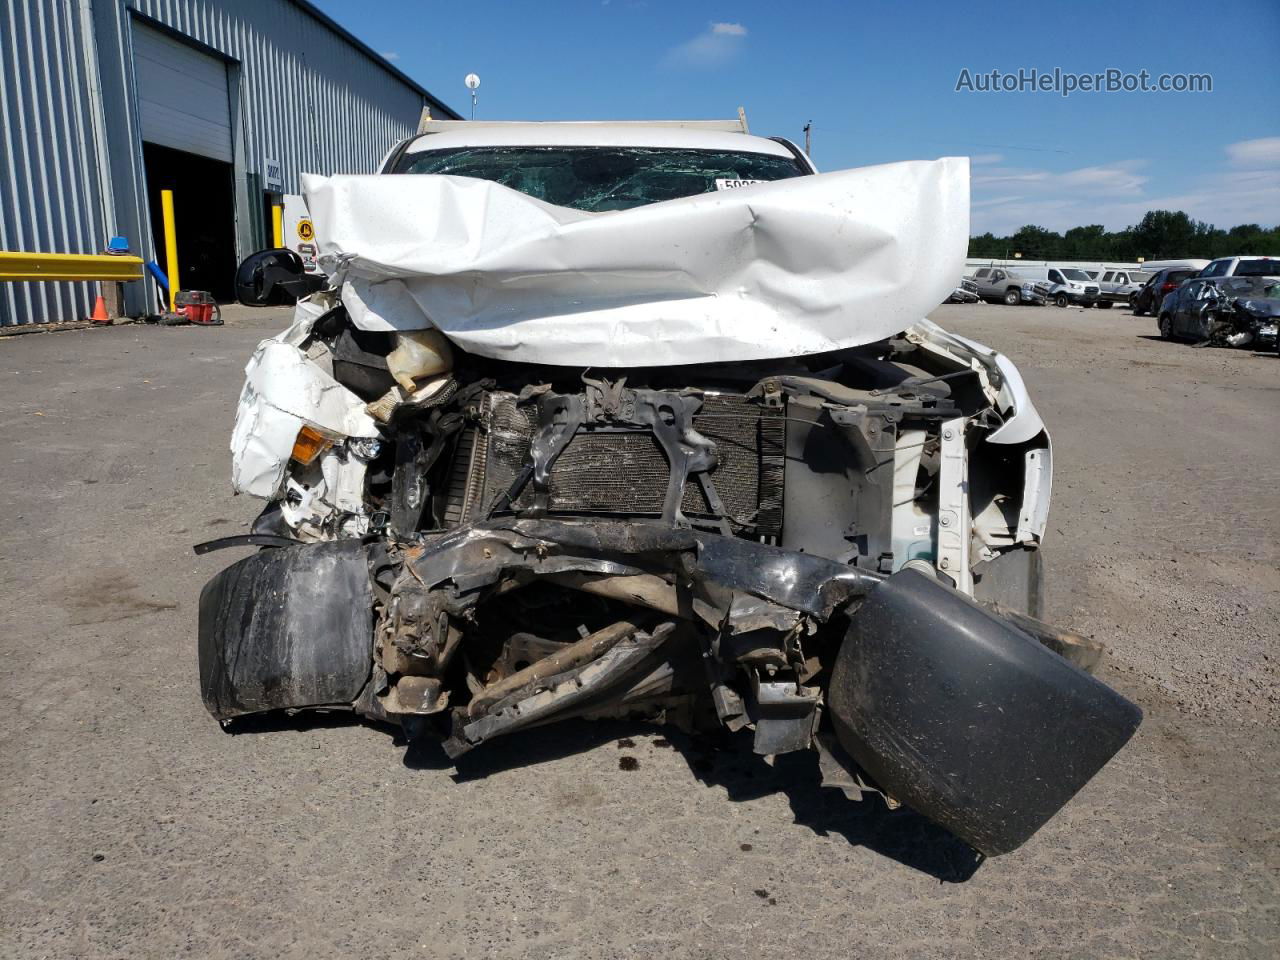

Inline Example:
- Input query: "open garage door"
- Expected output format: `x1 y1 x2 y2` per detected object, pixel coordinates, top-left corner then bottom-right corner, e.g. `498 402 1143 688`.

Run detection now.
132 22 237 300
132 23 232 162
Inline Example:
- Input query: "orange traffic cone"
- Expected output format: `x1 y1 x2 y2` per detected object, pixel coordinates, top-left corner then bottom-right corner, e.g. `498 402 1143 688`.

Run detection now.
88 294 111 325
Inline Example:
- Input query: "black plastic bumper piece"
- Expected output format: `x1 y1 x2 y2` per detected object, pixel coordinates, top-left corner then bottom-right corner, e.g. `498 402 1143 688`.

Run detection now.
198 540 374 721
828 569 1141 856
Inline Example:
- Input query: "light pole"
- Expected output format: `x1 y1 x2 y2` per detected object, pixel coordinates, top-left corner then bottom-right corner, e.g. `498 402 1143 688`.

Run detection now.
464 73 480 120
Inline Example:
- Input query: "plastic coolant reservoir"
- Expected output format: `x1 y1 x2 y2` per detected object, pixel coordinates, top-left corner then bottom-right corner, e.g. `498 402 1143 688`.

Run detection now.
387 329 453 392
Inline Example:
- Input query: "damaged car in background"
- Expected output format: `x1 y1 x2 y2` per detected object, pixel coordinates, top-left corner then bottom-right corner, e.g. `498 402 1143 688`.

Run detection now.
944 278 982 304
199 120 1140 858
966 267 1047 306
1157 274 1280 350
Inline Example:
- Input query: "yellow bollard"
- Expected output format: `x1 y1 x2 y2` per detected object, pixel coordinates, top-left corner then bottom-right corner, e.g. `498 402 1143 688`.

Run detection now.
272 202 284 248
161 189 179 312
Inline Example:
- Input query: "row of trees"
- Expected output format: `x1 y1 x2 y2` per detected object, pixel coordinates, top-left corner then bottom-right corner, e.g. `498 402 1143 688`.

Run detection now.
969 211 1280 263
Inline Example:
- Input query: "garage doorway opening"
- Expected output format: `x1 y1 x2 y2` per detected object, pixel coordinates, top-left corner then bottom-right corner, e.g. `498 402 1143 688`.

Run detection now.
142 142 237 301
131 19 238 304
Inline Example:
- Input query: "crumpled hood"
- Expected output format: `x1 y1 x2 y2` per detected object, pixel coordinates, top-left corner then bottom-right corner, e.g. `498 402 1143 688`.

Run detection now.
302 158 969 367
1237 296 1280 319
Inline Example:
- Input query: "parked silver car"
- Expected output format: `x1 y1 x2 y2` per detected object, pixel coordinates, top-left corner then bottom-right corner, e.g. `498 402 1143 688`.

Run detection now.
968 267 1046 305
1095 269 1150 308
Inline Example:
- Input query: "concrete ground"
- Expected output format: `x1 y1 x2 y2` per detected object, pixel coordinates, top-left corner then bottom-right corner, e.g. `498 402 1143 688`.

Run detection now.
1 302 1276 959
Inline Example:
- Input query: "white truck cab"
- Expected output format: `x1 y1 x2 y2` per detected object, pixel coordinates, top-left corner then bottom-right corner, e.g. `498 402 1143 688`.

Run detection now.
1196 256 1280 280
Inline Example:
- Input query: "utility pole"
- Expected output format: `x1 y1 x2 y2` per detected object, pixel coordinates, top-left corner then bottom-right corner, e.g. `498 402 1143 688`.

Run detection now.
803 121 811 157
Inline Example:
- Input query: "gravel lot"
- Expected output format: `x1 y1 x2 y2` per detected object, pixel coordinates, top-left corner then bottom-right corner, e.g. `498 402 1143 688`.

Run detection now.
1 302 1276 959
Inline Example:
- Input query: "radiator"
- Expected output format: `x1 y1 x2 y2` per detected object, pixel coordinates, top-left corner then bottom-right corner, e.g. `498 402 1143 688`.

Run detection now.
443 391 784 536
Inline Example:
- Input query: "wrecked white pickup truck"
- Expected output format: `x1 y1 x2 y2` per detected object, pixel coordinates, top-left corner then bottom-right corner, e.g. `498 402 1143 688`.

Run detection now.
198 120 1140 857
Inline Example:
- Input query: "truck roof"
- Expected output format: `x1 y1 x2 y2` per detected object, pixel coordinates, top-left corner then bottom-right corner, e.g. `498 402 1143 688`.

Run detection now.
1139 259 1210 272
400 120 799 159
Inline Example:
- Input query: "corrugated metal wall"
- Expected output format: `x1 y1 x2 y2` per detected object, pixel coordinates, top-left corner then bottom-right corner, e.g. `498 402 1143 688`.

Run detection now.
0 0 111 326
125 0 435 195
1 0 454 326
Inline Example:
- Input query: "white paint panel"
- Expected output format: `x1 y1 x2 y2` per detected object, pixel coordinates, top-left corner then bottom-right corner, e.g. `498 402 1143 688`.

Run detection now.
132 23 231 162
305 158 970 366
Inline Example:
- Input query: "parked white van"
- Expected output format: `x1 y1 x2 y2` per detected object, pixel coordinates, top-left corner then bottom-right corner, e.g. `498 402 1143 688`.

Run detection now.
1009 267 1101 308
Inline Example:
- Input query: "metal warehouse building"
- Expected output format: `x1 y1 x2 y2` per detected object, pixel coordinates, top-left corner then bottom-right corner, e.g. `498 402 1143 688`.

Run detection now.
0 0 458 325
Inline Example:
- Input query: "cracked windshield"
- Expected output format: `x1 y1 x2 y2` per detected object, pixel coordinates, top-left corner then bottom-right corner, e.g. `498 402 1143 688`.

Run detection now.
394 146 809 210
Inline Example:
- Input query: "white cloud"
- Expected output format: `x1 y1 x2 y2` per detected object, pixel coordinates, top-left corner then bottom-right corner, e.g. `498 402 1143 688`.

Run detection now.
1058 163 1149 194
972 166 1280 235
380 51 400 62
1112 170 1280 230
971 143 1280 232
1225 137 1280 168
971 193 1024 209
974 160 1146 196
662 22 748 68
974 170 1050 185
970 160 1155 232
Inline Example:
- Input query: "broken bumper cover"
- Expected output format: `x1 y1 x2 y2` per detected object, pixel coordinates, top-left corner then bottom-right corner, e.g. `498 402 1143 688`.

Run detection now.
198 520 1140 856
828 569 1141 856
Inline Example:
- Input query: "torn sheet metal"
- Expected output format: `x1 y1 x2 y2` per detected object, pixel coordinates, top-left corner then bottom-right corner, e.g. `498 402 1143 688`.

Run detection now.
302 158 969 367
276 446 374 541
230 340 379 498
273 290 335 347
905 319 1047 446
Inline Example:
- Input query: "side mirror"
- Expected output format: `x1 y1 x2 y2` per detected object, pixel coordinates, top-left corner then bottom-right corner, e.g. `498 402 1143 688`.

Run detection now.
234 248 324 306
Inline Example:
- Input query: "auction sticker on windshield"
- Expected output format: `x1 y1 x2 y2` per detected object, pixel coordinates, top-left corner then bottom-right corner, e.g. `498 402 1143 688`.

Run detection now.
715 178 765 190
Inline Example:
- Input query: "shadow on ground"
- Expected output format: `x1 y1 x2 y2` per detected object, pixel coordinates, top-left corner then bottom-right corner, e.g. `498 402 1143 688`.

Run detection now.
223 710 982 882
395 716 984 883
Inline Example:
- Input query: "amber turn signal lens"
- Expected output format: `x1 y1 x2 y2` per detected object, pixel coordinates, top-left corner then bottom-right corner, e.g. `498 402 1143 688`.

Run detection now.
290 424 334 465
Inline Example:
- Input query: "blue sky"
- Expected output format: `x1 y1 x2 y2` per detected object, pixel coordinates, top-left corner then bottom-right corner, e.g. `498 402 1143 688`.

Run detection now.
314 0 1280 235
